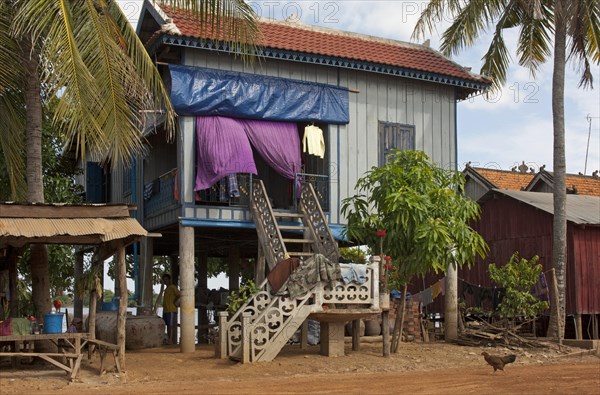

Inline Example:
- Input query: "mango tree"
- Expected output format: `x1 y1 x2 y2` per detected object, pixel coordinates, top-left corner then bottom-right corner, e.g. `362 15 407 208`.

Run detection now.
341 150 488 351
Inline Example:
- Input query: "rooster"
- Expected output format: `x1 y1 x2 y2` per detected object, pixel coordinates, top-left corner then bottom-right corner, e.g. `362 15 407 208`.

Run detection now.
481 351 517 373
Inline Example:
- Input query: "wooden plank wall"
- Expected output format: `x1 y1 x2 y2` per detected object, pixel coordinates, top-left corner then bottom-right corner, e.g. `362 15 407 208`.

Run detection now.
181 50 457 225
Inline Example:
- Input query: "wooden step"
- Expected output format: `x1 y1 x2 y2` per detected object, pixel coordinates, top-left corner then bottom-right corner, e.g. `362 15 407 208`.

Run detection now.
278 225 308 231
282 238 313 244
273 212 304 218
287 252 314 257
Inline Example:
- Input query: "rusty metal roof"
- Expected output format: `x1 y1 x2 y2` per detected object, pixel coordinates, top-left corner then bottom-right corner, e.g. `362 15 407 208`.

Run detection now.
0 203 147 249
487 190 600 225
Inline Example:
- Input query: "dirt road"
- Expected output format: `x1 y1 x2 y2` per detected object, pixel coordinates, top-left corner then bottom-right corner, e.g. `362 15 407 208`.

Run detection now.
1 342 598 394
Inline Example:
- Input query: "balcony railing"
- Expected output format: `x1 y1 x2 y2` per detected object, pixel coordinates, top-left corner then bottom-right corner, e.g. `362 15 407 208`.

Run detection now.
195 173 252 207
144 169 178 218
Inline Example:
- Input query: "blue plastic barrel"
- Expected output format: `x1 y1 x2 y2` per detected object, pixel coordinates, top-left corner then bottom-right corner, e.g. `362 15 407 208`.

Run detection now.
43 313 64 334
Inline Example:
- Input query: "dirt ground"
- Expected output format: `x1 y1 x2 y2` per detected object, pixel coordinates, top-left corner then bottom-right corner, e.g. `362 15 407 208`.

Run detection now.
1 340 598 394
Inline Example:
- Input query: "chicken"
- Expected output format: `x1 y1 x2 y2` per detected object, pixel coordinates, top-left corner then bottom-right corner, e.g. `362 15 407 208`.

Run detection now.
481 351 517 373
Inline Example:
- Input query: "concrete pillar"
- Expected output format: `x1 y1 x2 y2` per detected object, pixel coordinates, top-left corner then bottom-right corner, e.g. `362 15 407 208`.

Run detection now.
179 224 195 353
444 263 458 341
319 321 346 357
228 247 240 291
116 244 127 369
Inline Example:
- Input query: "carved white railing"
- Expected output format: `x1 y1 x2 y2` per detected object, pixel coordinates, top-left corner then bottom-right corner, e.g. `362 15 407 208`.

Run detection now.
316 262 379 309
300 182 340 263
217 261 380 363
250 179 287 270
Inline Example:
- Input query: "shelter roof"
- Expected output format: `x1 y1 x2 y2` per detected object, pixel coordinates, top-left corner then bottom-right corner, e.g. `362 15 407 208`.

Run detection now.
0 203 147 249
482 190 600 225
142 3 491 98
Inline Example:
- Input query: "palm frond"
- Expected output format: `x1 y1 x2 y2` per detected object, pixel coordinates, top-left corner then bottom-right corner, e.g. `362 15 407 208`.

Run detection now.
517 2 553 78
0 2 23 93
566 0 599 88
440 0 504 57
0 91 27 201
412 0 461 40
160 0 260 58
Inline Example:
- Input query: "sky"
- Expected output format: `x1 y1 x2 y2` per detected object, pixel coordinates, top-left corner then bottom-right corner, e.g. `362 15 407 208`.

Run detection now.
114 0 599 292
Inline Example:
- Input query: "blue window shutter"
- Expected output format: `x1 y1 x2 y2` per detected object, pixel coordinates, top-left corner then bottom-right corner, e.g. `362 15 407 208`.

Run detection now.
86 162 104 203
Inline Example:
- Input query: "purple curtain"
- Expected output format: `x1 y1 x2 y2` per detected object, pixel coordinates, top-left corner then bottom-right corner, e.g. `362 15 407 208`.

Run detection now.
194 116 257 191
242 119 301 180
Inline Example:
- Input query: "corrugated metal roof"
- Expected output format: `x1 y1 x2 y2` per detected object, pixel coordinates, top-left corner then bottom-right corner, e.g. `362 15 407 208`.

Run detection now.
0 203 148 248
0 218 147 242
488 189 600 225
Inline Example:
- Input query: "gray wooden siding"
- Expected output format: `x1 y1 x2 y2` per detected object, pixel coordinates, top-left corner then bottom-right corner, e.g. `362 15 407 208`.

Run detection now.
179 50 457 225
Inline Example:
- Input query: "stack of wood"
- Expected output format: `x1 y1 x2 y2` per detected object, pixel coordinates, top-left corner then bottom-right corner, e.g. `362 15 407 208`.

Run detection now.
456 318 546 348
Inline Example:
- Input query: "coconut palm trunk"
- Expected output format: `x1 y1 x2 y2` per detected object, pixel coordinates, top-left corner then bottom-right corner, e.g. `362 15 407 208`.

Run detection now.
549 1 568 339
22 36 52 317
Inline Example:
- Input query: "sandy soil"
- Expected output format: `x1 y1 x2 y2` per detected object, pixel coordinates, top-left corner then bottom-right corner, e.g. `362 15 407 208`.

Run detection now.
1 341 598 394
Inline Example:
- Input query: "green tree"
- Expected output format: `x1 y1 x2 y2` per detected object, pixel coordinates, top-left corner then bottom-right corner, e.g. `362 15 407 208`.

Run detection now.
413 0 599 339
0 0 258 318
488 253 549 324
341 150 488 351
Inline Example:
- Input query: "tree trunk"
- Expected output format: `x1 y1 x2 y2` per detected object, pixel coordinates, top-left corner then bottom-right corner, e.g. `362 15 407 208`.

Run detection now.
391 283 408 353
444 263 458 340
117 245 127 369
549 0 567 340
88 290 97 339
23 36 51 324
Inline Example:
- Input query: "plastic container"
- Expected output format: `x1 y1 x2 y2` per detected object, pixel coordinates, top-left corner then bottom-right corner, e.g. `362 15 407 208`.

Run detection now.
43 313 64 334
102 302 118 311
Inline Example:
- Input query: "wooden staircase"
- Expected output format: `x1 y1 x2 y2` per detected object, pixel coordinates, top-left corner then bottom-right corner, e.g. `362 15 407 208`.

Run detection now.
216 179 341 363
250 179 339 270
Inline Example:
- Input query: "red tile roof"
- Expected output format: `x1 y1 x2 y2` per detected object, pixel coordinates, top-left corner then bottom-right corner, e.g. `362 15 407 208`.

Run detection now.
157 5 490 86
563 174 600 196
471 168 534 190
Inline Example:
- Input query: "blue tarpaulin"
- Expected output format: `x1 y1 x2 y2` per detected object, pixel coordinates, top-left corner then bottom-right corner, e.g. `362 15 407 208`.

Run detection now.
169 64 350 124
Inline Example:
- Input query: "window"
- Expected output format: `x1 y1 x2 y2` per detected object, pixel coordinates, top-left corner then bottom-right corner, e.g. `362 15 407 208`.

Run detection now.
378 122 415 166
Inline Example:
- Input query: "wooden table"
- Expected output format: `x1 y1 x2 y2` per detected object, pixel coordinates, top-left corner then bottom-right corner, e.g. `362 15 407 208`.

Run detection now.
0 333 88 379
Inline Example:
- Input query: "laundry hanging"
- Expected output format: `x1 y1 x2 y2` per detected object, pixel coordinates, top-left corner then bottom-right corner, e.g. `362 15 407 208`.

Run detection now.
194 116 301 192
302 125 325 158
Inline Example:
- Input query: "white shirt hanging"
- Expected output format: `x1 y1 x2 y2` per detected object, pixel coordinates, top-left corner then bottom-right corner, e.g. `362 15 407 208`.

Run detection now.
302 125 325 159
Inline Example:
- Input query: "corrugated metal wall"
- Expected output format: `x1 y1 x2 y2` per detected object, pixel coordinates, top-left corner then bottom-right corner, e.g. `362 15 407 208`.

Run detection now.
414 196 600 316
571 226 600 314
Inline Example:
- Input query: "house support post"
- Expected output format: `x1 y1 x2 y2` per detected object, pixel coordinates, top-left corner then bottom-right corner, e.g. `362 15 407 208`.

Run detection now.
382 311 390 357
351 319 360 351
228 247 240 292
8 247 18 318
255 244 266 285
300 320 308 350
179 224 195 353
198 254 208 343
575 314 583 340
116 243 127 369
444 263 458 341
319 321 345 357
138 237 154 313
74 251 84 322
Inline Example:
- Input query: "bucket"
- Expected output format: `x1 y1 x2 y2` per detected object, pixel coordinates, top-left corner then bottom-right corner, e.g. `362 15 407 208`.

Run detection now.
43 313 64 334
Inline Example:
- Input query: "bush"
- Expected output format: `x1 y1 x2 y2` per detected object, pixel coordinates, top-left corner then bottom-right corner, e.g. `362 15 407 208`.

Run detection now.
488 252 549 319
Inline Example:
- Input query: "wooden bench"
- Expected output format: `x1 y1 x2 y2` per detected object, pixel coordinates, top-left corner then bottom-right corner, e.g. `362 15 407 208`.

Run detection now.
0 351 83 379
84 338 122 375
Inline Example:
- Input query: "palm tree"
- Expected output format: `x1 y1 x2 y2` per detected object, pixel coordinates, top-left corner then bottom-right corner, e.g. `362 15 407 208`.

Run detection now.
413 0 599 338
0 0 258 317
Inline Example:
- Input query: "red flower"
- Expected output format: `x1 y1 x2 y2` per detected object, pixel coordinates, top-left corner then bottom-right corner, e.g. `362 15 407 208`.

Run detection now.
385 263 394 270
322 305 329 310
384 255 392 262
377 230 387 237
